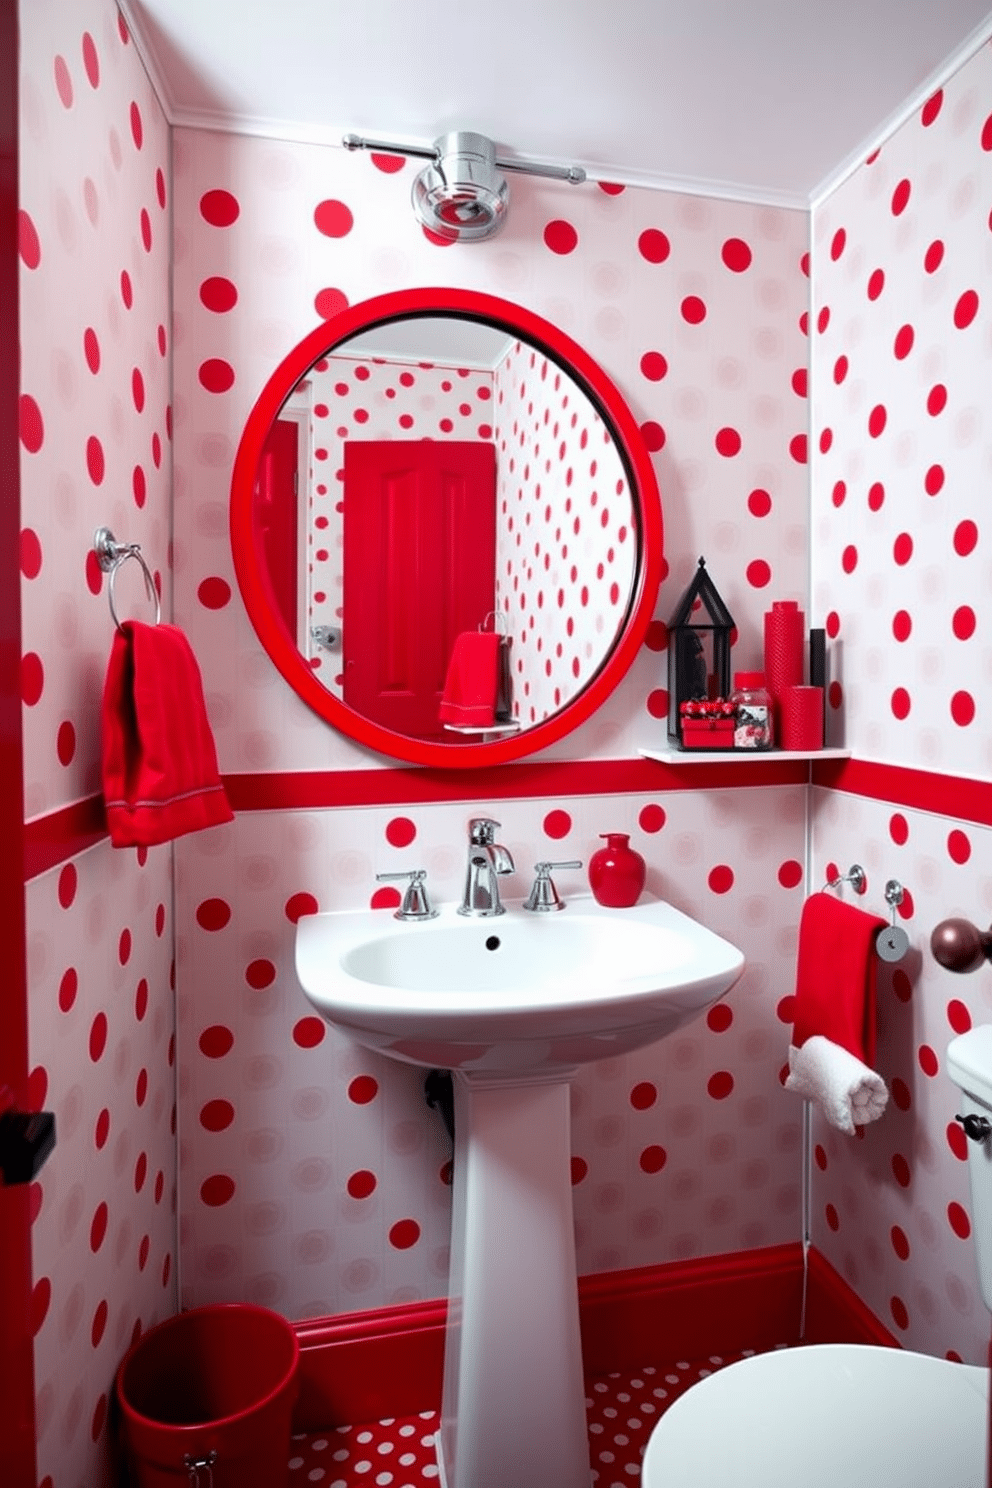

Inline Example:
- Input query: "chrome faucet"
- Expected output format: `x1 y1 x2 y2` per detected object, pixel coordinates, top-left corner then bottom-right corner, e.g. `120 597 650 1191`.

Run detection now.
459 818 514 917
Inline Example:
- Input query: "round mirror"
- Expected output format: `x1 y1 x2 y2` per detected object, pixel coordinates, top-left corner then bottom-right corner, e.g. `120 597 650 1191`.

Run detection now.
230 287 663 767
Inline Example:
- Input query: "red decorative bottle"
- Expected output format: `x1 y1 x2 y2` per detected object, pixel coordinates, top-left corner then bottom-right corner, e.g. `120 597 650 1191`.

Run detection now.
588 833 646 908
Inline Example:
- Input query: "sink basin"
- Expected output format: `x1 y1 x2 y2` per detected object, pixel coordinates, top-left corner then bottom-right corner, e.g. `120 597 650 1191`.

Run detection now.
295 894 744 1073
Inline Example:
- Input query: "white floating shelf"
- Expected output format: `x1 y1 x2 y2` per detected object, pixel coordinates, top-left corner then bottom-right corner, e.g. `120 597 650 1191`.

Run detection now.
639 746 851 764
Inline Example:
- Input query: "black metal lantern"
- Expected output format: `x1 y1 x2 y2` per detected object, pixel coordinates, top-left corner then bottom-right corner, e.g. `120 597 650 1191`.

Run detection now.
667 557 735 746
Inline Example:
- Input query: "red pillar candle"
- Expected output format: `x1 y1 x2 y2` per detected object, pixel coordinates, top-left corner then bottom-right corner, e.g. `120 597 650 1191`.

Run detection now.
780 685 824 752
763 600 805 730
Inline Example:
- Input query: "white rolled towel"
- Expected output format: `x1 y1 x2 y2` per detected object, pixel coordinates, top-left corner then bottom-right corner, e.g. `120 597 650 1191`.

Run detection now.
785 1035 888 1135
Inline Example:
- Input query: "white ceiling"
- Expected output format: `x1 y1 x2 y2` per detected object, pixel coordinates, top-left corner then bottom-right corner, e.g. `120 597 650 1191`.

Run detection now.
120 0 992 207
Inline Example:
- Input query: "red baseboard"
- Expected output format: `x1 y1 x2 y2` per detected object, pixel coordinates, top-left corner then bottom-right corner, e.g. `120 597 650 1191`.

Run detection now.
291 1242 895 1432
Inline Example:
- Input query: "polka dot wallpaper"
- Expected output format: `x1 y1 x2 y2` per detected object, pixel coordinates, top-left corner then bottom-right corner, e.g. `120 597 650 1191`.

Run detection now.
808 39 992 1364
18 5 177 1487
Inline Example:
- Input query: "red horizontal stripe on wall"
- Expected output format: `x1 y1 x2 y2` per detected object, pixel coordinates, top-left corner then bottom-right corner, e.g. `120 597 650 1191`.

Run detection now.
222 756 808 811
813 756 992 828
24 795 107 880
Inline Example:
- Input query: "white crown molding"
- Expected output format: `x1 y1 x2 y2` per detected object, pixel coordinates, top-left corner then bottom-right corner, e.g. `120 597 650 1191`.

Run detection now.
810 16 992 209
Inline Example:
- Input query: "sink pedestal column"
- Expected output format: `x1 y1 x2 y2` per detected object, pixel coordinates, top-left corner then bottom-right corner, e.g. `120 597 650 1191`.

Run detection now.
438 1069 590 1488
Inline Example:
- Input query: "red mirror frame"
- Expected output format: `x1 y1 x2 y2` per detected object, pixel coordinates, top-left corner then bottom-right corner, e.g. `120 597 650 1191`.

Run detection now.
230 286 664 768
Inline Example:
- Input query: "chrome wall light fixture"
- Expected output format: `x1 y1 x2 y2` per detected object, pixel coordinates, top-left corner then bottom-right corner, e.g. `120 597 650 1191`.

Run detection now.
343 130 586 243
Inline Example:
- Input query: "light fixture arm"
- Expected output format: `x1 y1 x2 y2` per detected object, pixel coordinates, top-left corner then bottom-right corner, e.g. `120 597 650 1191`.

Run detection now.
342 132 586 184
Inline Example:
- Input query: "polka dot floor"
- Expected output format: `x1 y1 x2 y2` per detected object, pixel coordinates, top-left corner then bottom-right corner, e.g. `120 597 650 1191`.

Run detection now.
288 1347 784 1485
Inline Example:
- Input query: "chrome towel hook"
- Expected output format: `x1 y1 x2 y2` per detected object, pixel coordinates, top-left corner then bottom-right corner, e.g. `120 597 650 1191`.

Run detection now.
93 526 161 631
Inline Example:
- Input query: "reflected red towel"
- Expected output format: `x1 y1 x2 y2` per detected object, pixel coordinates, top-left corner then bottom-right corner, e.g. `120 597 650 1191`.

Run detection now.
791 894 887 1064
101 621 233 848
439 632 504 728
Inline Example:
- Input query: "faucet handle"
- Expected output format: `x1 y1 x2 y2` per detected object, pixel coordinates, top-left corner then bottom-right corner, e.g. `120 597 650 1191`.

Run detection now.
375 870 439 922
523 860 583 913
469 818 500 845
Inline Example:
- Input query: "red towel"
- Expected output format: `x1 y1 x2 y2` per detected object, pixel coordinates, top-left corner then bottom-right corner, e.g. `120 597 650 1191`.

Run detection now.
101 621 233 848
439 631 508 728
791 894 887 1065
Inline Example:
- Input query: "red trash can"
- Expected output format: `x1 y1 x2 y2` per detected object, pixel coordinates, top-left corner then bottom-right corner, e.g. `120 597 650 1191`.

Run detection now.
116 1303 300 1487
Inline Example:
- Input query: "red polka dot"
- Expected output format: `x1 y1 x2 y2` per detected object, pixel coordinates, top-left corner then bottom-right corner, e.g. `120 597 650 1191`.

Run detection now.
19 394 44 453
199 1025 234 1058
91 1297 108 1349
293 1016 326 1048
638 229 670 263
891 179 911 215
891 1226 910 1261
745 560 771 588
833 355 848 383
889 813 908 845
385 816 416 847
200 189 240 226
953 520 978 556
948 1121 968 1161
31 1277 51 1336
132 465 146 508
639 1146 667 1174
825 612 840 639
88 1012 108 1062
982 111 992 151
197 576 231 609
543 219 578 254
947 1202 971 1240
921 89 943 125
196 897 231 931
89 1202 108 1252
748 489 772 518
543 809 572 839
58 863 77 908
890 1296 909 1330
388 1219 420 1250
640 421 665 452
891 688 911 720
867 482 885 511
891 1078 911 1111
314 199 354 237
776 995 796 1023
571 1156 588 1185
707 865 734 894
639 351 668 381
139 207 152 251
199 276 238 312
84 435 105 485
789 434 807 464
707 1003 733 1032
371 153 405 173
947 999 971 1034
951 691 975 726
891 1153 911 1187
918 1045 939 1077
18 209 41 269
680 295 707 324
867 269 885 300
715 427 741 457
927 383 947 416
868 404 887 438
198 1099 234 1133
841 545 858 574
315 286 349 320
118 928 131 965
953 290 979 329
952 605 976 640
129 100 143 149
630 1082 657 1110
893 324 914 359
348 1075 378 1105
825 1204 839 1232
198 358 235 393
646 688 668 720
244 959 275 990
200 1175 235 1207
638 803 666 833
120 270 133 308
347 1170 377 1198
285 892 319 922
138 1235 150 1270
707 1071 734 1100
53 54 74 108
58 967 78 1014
721 237 752 271
830 228 847 260
20 528 42 579
371 886 401 911
946 829 971 865
892 533 913 566
777 860 803 889
925 464 944 496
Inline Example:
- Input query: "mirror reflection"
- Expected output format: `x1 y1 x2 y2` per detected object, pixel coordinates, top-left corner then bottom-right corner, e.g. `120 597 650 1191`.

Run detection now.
253 315 637 745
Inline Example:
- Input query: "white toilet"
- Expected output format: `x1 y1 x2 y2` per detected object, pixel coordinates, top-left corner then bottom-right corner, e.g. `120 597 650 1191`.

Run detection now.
643 1025 992 1488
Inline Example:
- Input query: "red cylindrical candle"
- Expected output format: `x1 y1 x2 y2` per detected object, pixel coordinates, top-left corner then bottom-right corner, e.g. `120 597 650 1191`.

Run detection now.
764 600 805 697
780 685 824 752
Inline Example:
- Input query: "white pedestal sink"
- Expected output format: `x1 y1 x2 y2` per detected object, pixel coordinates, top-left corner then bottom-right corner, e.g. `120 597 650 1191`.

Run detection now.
296 895 744 1488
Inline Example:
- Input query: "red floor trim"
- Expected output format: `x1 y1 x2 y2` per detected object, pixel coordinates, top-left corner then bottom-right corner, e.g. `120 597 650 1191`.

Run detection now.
813 756 992 828
291 1243 888 1432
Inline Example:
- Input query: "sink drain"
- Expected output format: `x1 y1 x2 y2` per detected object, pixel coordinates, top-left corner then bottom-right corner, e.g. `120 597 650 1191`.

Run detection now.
485 935 501 951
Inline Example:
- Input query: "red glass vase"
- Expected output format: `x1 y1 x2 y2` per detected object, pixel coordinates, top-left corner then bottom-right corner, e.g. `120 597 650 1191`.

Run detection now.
588 833 646 908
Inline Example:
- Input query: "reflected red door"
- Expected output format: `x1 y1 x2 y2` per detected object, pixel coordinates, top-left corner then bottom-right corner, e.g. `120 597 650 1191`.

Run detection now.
343 441 496 741
253 418 298 640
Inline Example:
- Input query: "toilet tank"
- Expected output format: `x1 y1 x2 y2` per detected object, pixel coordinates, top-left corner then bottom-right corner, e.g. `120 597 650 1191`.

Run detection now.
947 1025 992 1313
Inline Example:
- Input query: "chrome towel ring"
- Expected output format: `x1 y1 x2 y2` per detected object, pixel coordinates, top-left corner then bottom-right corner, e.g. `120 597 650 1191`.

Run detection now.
93 526 161 631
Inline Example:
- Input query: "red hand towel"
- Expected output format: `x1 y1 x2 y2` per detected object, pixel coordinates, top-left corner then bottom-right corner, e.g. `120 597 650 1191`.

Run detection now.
439 632 503 728
791 894 887 1065
101 621 234 848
